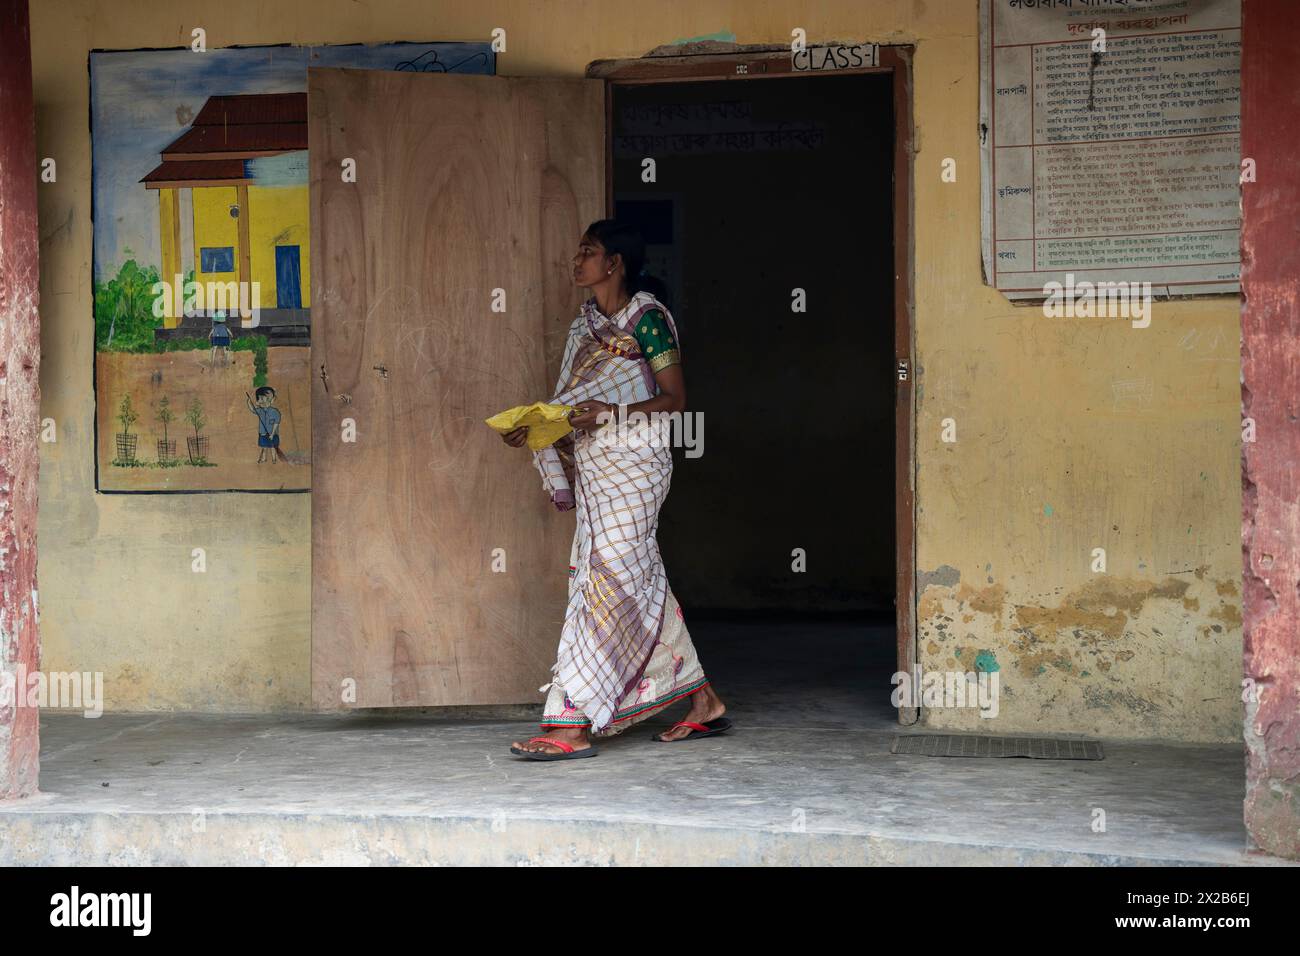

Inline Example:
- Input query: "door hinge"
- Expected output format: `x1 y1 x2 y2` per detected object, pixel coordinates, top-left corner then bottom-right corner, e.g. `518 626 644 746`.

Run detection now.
897 360 909 382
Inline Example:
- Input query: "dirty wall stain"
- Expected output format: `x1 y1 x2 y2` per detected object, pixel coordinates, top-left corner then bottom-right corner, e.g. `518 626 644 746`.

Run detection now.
1014 577 1192 642
915 568 1243 740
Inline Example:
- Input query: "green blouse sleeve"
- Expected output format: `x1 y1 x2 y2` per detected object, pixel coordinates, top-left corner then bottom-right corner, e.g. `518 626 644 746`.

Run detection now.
634 309 681 373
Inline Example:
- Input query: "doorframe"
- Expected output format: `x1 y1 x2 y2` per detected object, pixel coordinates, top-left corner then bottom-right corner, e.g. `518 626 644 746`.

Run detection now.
588 45 919 724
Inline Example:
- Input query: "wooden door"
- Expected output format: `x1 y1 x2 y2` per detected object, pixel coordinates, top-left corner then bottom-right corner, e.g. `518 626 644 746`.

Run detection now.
308 68 605 708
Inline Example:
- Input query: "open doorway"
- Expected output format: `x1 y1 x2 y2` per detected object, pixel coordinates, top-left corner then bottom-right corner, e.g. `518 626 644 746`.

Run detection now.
605 63 914 724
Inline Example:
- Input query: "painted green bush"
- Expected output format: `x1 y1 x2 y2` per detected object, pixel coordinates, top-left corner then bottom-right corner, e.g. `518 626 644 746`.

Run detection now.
242 335 269 387
95 257 170 353
95 259 268 382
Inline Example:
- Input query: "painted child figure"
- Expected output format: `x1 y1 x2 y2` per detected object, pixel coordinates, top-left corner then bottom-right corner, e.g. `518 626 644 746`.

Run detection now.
246 386 285 463
209 312 232 367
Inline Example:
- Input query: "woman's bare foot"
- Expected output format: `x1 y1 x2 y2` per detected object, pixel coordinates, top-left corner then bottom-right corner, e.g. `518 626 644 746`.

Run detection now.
510 725 592 755
656 684 727 741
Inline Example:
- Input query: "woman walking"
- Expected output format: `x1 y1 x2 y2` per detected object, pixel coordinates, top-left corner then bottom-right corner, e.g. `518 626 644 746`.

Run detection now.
503 220 729 760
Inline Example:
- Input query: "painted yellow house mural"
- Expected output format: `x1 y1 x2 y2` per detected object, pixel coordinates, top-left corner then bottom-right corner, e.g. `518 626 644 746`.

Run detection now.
82 90 318 492
142 92 310 334
91 43 493 493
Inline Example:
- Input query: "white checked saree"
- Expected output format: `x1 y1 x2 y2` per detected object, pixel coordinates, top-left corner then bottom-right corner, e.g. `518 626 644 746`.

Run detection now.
532 292 709 734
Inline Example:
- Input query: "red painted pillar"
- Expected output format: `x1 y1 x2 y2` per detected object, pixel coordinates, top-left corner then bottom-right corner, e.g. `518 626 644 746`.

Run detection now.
1241 0 1299 860
0 0 41 799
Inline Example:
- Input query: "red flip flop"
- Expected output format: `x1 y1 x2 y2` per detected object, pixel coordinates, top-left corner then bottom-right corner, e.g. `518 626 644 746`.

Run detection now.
652 717 733 742
510 736 598 761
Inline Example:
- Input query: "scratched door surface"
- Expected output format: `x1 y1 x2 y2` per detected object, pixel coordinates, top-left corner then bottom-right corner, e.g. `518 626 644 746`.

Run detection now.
307 68 605 708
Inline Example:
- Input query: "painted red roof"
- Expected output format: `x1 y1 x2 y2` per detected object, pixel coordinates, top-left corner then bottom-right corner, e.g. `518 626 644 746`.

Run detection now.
140 159 248 186
192 92 306 126
157 92 307 158
162 123 306 157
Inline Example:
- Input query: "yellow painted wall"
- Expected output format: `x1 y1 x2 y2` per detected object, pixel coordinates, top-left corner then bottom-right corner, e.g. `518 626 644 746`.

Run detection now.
193 184 239 284
33 0 1241 740
248 184 311 309
191 183 309 309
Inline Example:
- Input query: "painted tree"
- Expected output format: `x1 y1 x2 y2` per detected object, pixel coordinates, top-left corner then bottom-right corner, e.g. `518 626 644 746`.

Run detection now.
116 392 138 435
184 395 205 441
154 395 175 459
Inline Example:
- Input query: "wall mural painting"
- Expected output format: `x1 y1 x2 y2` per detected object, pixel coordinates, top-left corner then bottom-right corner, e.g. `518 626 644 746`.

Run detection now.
91 42 494 491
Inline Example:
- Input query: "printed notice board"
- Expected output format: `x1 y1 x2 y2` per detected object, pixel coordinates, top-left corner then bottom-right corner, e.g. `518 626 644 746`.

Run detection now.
979 0 1242 299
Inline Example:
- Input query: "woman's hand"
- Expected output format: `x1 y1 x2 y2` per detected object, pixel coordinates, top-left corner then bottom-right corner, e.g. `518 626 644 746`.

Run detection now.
502 426 529 447
567 400 614 431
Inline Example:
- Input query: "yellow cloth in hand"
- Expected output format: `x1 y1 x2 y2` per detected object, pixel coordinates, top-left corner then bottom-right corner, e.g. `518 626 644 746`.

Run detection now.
484 402 576 450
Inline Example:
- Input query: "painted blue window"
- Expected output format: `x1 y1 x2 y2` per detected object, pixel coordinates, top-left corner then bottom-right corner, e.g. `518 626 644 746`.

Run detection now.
275 246 302 309
200 246 235 272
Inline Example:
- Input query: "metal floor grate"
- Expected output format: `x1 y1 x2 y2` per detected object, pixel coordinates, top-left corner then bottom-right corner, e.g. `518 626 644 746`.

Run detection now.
891 734 1104 760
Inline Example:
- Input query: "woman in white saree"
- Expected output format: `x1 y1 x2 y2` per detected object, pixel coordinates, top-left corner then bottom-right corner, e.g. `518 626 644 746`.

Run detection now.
502 220 730 760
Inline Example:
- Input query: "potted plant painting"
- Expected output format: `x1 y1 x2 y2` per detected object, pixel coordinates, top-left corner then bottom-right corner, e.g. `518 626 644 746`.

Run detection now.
115 393 139 465
185 396 209 464
155 395 176 464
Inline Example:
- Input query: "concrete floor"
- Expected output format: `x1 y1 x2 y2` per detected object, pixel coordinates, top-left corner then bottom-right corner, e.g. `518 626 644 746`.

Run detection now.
0 622 1279 865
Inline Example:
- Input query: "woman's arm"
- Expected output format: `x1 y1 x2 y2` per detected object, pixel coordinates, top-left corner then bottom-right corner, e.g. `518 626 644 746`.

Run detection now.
567 364 686 429
628 364 686 417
